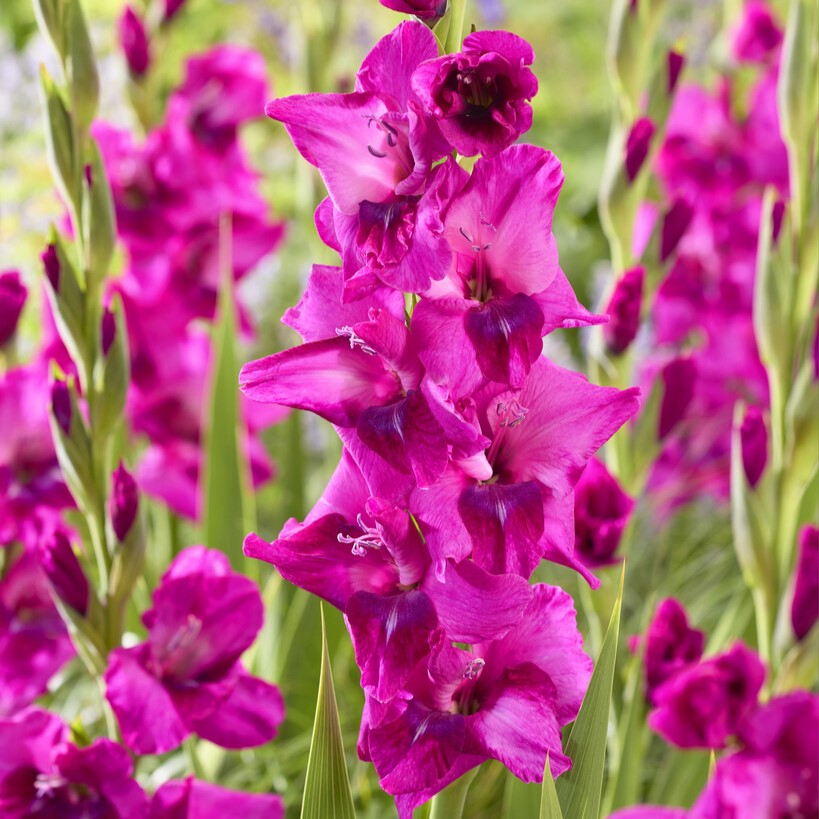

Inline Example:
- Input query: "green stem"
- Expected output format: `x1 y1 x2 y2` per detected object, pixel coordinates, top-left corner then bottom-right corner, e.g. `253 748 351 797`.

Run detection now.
429 767 479 819
443 0 468 53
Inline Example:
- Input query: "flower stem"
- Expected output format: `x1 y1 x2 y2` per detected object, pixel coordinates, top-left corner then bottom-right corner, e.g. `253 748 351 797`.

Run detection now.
429 767 479 819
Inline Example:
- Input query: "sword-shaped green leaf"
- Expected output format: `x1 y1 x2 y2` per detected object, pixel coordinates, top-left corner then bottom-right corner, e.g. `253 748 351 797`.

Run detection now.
202 214 255 571
556 565 625 819
301 604 356 819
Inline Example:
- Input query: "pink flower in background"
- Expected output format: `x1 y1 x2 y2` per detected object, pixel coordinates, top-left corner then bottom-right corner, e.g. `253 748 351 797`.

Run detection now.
692 692 818 818
0 271 26 348
104 547 284 755
0 550 75 717
792 525 819 641
119 5 150 77
631 598 704 704
149 777 283 819
603 267 644 355
0 708 147 817
731 0 783 64
412 30 538 157
608 693 819 818
573 458 634 568
648 642 765 749
170 46 269 152
0 364 72 548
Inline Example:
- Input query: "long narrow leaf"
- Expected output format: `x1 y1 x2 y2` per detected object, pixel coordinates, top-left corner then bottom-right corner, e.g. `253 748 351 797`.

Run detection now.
202 213 255 570
556 564 625 819
301 604 356 819
504 774 541 818
540 755 565 819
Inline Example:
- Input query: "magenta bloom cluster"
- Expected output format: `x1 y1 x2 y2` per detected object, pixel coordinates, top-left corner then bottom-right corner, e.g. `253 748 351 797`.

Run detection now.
0 706 283 818
638 6 787 507
620 599 818 818
242 20 640 814
95 46 287 520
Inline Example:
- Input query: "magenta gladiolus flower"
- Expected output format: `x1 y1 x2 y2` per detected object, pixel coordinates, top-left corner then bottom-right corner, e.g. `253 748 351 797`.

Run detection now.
267 22 452 294
380 0 447 19
104 546 284 755
692 691 818 818
360 585 591 818
632 598 704 704
246 450 533 701
731 0 783 64
170 46 268 152
0 550 75 716
413 146 603 393
119 6 150 77
648 642 765 749
412 30 538 157
0 364 72 548
0 708 147 817
0 271 26 348
150 777 283 819
573 458 634 567
792 525 819 641
603 267 644 355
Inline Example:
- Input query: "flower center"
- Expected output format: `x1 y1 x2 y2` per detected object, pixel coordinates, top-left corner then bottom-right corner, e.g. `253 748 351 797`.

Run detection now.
459 214 496 301
486 398 528 467
338 513 384 557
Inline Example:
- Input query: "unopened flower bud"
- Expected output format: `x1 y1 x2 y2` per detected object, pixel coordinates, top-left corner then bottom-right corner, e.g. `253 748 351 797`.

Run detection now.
604 266 644 355
38 526 90 616
163 0 187 22
119 6 150 77
101 307 116 356
92 296 129 437
625 117 655 182
667 50 685 94
739 405 767 488
379 0 447 20
66 0 100 131
792 525 819 641
110 462 138 542
660 196 693 262
40 235 87 376
52 380 73 435
574 457 634 567
83 141 116 291
39 66 77 213
49 374 94 513
0 270 27 347
658 356 696 439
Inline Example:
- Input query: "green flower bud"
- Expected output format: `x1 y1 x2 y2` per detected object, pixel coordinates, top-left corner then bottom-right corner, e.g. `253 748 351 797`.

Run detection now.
91 297 130 439
82 141 117 290
66 0 99 132
49 374 95 515
39 67 77 214
33 0 67 62
41 232 88 381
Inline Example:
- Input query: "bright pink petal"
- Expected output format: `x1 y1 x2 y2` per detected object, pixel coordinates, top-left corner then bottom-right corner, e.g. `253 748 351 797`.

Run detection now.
104 646 190 755
240 338 402 426
421 558 533 643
